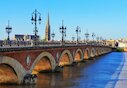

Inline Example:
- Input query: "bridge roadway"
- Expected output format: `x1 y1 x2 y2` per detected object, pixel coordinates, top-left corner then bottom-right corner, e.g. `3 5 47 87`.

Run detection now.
0 43 112 85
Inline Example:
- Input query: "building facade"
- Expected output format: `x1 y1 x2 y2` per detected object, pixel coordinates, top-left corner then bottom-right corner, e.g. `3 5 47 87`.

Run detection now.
14 34 39 41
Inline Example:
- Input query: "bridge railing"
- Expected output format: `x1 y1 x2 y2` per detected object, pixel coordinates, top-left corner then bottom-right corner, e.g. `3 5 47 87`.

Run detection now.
0 40 61 48
0 40 110 48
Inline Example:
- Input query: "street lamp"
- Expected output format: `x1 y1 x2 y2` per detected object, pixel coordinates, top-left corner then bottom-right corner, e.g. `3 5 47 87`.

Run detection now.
85 29 89 43
72 36 75 42
31 9 41 45
51 32 55 41
92 32 95 41
103 40 106 46
76 26 81 44
78 36 81 41
6 20 12 41
100 36 103 45
96 36 99 44
59 20 66 45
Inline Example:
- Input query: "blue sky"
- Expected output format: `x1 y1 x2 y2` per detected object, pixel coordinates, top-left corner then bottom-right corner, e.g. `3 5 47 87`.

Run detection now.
0 0 127 40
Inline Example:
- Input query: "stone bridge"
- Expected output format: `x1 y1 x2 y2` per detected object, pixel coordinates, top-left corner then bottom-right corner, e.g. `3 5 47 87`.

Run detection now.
0 45 112 84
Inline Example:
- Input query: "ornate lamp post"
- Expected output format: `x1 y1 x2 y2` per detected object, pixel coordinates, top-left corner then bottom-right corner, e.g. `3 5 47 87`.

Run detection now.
104 39 107 46
78 36 81 41
100 36 103 45
92 32 95 41
51 32 55 41
6 20 12 41
31 9 41 45
85 30 89 43
59 20 66 45
96 36 99 44
72 36 75 42
76 26 81 44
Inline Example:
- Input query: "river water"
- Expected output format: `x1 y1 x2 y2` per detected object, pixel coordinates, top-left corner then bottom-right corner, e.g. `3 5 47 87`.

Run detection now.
0 52 125 88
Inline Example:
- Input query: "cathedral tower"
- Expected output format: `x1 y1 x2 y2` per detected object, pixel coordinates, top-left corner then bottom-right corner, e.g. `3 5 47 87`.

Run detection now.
45 14 50 41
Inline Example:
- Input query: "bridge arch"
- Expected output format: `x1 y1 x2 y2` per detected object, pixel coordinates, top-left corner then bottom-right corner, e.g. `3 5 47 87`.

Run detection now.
84 48 90 60
31 52 56 74
0 56 26 84
101 49 104 54
95 48 98 56
59 50 73 66
100 49 103 55
104 49 108 54
98 48 101 55
91 48 96 57
74 49 83 62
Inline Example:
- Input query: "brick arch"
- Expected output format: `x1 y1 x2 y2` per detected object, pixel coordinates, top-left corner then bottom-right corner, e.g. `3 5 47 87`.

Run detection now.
101 49 104 54
103 49 105 54
100 49 103 55
103 48 108 54
99 48 103 55
95 48 99 56
74 48 83 62
0 56 26 84
30 52 56 74
97 48 100 55
103 48 107 54
84 48 90 59
59 50 73 66
106 48 111 53
91 48 96 57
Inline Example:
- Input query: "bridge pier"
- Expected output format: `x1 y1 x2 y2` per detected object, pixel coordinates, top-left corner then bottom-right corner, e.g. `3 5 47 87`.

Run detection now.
23 74 37 85
54 65 63 72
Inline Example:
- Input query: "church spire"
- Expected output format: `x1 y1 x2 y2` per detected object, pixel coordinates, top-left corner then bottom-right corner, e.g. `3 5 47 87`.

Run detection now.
47 13 49 25
45 13 51 41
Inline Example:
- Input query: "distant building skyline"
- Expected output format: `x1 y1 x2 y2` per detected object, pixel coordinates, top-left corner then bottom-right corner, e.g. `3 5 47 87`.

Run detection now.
0 0 127 40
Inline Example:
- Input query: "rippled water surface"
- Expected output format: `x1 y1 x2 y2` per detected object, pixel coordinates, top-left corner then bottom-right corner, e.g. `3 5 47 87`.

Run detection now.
0 52 124 88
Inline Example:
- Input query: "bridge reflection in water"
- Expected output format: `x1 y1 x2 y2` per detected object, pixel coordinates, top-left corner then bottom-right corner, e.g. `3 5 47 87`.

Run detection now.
0 52 124 88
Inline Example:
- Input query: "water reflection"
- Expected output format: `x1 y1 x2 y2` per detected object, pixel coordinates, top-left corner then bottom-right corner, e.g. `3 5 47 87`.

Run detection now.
36 66 77 87
36 62 93 88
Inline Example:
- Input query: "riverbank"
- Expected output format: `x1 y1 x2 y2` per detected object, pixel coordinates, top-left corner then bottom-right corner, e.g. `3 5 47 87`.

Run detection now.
114 53 127 88
116 48 127 52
